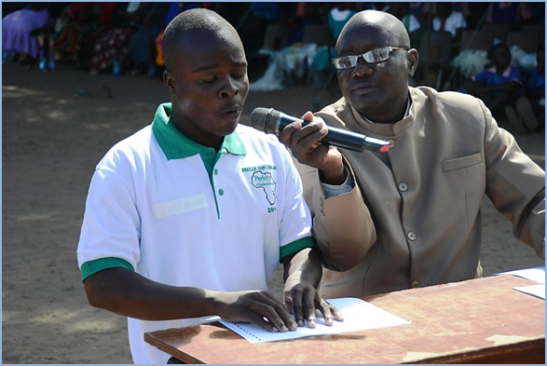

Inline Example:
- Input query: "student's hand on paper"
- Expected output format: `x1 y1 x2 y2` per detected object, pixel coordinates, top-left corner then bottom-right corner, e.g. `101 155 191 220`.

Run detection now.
282 248 344 328
214 290 298 333
283 281 344 328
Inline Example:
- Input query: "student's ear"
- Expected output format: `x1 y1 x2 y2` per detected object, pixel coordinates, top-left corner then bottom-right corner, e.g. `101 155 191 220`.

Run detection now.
163 69 176 94
407 48 419 77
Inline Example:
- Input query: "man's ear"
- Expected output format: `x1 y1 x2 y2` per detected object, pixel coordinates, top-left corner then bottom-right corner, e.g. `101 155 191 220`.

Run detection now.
163 69 176 94
407 49 419 77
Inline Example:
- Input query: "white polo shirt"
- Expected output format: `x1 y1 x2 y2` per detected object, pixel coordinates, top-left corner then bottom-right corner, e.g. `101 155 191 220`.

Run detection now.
433 11 467 37
77 103 315 364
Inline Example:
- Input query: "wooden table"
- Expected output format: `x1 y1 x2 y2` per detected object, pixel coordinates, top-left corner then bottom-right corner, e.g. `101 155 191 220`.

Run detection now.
145 275 545 364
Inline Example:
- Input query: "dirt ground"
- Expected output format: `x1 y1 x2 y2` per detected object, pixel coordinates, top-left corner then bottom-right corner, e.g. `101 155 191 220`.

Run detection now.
2 62 545 364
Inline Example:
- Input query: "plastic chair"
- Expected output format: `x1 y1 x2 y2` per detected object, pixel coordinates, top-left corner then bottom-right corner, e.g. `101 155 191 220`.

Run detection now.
506 31 538 54
461 30 494 51
419 31 453 90
481 24 511 43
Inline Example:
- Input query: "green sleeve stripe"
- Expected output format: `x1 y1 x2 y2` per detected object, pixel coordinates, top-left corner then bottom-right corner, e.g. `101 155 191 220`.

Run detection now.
280 237 316 262
80 257 134 282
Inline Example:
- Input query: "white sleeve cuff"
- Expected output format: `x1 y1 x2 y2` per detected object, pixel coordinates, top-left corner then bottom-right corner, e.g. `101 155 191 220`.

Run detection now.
321 169 355 198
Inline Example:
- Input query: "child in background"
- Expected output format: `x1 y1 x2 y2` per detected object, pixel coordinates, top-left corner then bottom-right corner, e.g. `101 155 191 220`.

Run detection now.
463 43 523 127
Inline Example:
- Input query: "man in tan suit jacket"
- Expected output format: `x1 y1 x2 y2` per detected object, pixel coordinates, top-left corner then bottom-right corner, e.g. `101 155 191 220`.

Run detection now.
280 10 545 298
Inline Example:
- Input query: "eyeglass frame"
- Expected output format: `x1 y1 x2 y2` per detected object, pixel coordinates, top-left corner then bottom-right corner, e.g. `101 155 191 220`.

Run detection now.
331 46 409 70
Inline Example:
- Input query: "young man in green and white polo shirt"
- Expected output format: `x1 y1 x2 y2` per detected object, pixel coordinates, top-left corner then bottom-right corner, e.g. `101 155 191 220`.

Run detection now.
77 9 342 364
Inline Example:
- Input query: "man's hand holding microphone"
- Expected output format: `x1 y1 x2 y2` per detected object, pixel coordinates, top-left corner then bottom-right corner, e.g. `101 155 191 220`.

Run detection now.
279 111 347 185
249 107 390 185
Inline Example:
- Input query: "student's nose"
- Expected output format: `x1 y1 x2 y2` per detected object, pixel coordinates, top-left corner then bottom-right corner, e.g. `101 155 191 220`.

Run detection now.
219 76 239 98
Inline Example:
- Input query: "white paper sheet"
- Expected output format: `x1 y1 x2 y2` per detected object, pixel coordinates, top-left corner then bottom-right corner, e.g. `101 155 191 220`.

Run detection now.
494 266 545 300
513 285 545 300
219 297 411 344
494 266 545 283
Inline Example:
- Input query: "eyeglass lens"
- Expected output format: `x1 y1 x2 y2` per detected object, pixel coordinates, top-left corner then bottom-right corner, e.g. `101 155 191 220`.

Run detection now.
333 47 397 69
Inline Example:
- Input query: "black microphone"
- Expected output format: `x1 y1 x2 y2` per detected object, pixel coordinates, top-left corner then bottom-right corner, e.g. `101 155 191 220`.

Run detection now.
249 107 390 153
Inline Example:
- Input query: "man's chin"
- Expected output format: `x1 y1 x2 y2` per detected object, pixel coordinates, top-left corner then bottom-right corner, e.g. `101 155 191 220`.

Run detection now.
348 98 374 116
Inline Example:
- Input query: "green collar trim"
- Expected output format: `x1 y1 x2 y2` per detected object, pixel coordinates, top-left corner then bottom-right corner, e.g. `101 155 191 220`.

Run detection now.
152 103 246 160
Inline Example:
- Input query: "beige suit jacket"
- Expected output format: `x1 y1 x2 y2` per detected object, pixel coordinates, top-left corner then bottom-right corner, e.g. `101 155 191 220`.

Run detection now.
299 86 545 298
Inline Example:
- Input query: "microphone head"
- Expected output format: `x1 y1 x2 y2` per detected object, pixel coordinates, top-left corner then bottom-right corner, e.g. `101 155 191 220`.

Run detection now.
250 107 280 134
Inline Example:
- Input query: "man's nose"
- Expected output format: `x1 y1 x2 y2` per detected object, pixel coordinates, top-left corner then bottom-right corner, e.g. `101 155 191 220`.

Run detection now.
351 57 374 77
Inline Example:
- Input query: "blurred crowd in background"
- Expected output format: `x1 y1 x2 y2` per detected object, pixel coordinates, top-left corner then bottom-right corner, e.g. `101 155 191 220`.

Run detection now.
2 2 545 132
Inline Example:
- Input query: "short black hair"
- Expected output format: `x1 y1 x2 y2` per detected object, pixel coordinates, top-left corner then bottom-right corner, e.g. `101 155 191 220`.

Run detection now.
163 8 233 69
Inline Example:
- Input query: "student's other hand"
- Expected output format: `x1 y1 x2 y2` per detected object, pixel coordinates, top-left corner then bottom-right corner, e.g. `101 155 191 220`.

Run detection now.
214 290 298 332
283 280 344 328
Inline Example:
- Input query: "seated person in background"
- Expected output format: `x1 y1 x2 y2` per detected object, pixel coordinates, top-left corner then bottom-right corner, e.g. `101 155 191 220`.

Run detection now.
431 2 466 55
51 3 116 71
88 2 144 75
279 10 545 298
77 9 341 364
126 2 170 76
463 43 523 121
506 44 545 132
485 2 533 31
2 3 50 64
387 2 421 47
432 2 467 38
329 3 357 41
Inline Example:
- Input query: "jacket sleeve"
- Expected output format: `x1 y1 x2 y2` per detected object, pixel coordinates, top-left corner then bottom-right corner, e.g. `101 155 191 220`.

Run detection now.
482 102 545 259
298 155 377 272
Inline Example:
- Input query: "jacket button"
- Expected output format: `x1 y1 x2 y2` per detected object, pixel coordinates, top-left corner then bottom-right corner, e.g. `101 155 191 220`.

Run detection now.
411 280 420 288
398 183 408 192
407 232 416 241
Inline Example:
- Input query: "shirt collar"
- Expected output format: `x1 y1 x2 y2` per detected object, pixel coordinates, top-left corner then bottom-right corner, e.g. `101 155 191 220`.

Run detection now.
152 103 246 160
487 65 513 78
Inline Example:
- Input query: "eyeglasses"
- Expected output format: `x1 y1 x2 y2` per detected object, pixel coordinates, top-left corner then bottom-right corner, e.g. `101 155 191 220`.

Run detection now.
332 46 408 70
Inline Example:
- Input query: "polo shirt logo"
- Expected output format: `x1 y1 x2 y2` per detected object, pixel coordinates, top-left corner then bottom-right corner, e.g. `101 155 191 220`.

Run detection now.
251 171 277 205
242 165 278 206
